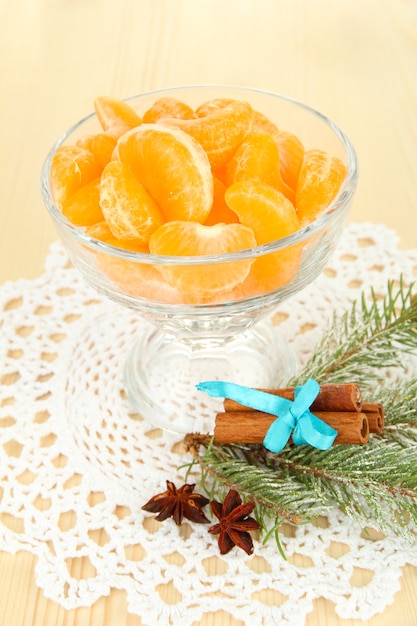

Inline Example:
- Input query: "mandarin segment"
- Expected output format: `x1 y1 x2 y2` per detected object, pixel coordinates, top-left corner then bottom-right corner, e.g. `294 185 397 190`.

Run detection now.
150 220 256 256
232 242 302 296
195 98 234 117
162 99 254 169
100 160 164 243
225 179 299 244
97 255 184 303
225 179 301 292
274 130 305 191
204 177 238 225
76 131 118 169
149 221 257 298
84 220 150 251
224 133 281 189
225 132 295 204
84 220 113 241
94 96 142 135
142 97 197 123
50 145 102 208
116 123 213 222
61 177 103 226
296 149 347 224
252 110 279 135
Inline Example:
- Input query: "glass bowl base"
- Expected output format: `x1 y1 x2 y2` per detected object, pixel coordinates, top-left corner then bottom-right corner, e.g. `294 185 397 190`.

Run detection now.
123 320 298 434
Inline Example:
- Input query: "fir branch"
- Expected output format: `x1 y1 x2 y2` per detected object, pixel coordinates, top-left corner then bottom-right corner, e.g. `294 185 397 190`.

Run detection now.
269 439 417 537
197 441 328 524
275 437 417 492
195 438 417 542
186 278 417 549
293 277 417 388
375 377 417 427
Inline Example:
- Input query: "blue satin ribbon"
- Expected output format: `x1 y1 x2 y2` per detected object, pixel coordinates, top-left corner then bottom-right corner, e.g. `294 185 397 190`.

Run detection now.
197 379 337 453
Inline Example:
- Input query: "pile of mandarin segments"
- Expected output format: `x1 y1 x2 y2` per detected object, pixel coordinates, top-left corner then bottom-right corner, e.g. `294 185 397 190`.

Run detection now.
50 95 347 304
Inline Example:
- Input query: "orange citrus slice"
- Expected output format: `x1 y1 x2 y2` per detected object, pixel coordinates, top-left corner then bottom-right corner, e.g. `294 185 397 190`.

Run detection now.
142 97 197 123
195 98 234 117
225 133 282 189
61 177 103 226
274 130 305 191
100 160 164 243
162 99 254 169
115 123 213 222
225 180 301 293
76 131 118 169
85 220 114 241
94 96 142 136
203 177 238 226
296 149 347 224
197 99 278 136
50 145 102 208
85 220 150 251
96 255 185 303
252 110 279 135
223 132 294 205
149 221 257 299
225 179 299 244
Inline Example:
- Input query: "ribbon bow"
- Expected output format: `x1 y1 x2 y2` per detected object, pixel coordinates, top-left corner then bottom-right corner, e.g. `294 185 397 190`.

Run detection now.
197 379 337 453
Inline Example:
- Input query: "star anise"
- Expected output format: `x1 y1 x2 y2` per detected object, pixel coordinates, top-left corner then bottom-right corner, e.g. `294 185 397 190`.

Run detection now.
208 489 261 555
142 480 210 525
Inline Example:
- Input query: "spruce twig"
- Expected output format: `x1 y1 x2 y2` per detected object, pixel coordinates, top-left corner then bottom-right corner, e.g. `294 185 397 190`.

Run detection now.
187 278 417 547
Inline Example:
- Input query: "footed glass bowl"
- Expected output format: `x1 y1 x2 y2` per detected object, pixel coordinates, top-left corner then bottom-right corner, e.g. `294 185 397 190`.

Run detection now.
41 85 358 434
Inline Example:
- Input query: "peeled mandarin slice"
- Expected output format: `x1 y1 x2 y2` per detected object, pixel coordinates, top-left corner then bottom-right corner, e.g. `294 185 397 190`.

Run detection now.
274 130 305 191
225 179 299 244
228 234 302 296
76 131 118 169
149 220 256 255
296 149 347 224
225 179 301 293
239 242 302 294
50 145 102 208
203 177 238 225
84 220 114 241
225 132 296 205
85 221 150 251
162 99 254 169
94 96 142 135
61 177 103 226
224 132 280 187
96 255 185 303
100 160 164 243
116 123 213 222
252 110 279 135
142 97 197 123
149 221 257 299
195 98 234 117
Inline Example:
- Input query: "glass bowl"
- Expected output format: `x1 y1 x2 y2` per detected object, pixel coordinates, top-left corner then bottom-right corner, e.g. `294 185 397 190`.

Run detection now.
41 85 358 434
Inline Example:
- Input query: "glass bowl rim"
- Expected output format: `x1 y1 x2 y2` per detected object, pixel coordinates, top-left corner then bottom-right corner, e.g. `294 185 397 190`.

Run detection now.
41 84 358 267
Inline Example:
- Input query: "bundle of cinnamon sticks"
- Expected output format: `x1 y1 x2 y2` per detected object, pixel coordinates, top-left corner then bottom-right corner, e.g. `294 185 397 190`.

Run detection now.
213 383 384 446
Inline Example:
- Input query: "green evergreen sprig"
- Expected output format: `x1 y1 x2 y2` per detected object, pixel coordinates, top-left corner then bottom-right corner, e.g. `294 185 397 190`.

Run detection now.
188 278 417 547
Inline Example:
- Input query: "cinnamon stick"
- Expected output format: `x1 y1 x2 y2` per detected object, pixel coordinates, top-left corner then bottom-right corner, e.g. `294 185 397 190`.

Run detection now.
362 402 384 434
223 383 362 414
214 410 369 445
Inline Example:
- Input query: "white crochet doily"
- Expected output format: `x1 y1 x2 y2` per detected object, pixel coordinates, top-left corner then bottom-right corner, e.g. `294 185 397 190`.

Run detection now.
1 222 417 626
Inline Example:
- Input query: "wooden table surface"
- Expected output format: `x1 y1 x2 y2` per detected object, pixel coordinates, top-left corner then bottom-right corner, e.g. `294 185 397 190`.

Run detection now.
1 1 417 624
